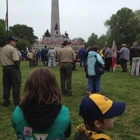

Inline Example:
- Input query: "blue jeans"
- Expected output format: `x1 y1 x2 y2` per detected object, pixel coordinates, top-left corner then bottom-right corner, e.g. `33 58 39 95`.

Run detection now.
80 55 85 67
88 75 101 93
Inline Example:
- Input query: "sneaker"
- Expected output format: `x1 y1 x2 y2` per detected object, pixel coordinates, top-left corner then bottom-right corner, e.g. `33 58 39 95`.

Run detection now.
2 102 10 107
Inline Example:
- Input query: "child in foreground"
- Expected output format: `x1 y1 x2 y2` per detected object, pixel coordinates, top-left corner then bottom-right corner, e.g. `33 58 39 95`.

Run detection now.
75 94 126 140
12 68 71 140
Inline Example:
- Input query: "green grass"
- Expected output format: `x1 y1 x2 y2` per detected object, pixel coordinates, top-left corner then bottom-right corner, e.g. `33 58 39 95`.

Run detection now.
0 61 140 140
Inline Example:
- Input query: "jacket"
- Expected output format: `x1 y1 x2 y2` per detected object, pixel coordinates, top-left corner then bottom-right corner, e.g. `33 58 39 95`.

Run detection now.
104 48 112 58
48 49 56 58
117 47 130 61
130 46 140 57
87 51 104 76
12 105 71 140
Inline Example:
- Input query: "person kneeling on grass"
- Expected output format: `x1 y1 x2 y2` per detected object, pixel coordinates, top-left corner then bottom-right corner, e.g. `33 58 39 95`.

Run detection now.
74 94 126 140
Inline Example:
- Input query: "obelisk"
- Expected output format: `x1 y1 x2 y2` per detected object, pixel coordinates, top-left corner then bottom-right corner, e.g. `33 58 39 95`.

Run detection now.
51 0 60 36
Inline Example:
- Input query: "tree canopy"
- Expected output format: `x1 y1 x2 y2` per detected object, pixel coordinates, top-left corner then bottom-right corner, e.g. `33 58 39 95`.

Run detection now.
9 24 37 45
104 7 140 47
0 19 7 46
86 33 98 47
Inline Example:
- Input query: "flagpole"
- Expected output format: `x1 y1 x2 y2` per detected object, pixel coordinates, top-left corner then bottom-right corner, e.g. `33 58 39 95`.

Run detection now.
6 0 9 37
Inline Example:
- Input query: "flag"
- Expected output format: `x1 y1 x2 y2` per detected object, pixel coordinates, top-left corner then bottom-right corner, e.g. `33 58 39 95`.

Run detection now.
26 46 29 52
105 41 107 47
111 40 116 72
4 12 8 26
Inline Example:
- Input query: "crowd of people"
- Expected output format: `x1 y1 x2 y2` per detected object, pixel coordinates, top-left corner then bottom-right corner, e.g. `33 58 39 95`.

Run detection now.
1 36 140 139
24 46 58 68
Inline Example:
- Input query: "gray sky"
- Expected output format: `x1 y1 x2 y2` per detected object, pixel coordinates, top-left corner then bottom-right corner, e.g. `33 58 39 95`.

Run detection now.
0 0 140 41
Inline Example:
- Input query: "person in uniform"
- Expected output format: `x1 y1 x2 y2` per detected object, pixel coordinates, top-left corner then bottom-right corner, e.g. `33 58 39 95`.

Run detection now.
58 40 75 96
0 36 21 107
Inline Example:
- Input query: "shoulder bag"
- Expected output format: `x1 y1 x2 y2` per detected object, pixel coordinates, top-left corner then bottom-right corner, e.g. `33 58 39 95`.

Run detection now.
94 55 105 75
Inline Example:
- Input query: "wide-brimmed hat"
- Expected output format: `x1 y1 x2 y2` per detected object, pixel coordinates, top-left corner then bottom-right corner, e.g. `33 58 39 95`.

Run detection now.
79 94 126 121
61 40 71 46
7 36 18 42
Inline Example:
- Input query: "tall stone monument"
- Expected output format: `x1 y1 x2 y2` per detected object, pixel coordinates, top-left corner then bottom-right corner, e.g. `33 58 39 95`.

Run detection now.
43 0 69 40
34 0 84 49
51 0 61 36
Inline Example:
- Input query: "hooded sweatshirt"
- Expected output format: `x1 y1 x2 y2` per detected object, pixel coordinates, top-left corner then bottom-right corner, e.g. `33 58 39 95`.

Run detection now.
12 104 71 140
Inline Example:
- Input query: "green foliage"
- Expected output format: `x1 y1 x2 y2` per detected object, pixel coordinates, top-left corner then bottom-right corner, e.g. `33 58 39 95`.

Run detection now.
9 24 37 44
0 19 7 46
96 34 107 48
16 38 31 51
135 34 140 45
86 33 98 47
104 7 140 47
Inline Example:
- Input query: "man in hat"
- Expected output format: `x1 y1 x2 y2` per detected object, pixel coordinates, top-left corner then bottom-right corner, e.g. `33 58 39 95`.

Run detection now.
117 44 130 72
58 40 76 96
0 36 21 107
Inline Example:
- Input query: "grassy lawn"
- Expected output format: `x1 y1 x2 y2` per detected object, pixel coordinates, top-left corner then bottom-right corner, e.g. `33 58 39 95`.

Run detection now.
0 61 140 140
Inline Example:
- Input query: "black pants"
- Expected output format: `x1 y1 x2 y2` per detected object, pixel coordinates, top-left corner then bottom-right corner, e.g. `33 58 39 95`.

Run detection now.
105 57 112 71
120 59 127 72
2 66 21 105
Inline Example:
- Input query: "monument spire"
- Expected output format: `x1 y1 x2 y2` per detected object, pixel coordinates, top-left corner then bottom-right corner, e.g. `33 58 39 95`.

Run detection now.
51 0 60 35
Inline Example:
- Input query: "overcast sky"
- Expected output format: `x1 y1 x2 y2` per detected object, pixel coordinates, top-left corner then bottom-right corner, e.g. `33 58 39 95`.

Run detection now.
0 0 140 41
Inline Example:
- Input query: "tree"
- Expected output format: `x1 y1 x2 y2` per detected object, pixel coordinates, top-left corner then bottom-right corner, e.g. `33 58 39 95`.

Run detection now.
104 7 140 47
96 34 108 48
86 33 98 47
16 38 30 51
9 24 37 44
0 19 7 46
135 34 140 45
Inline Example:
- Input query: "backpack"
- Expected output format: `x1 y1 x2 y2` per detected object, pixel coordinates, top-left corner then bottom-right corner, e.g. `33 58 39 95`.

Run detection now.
94 55 105 75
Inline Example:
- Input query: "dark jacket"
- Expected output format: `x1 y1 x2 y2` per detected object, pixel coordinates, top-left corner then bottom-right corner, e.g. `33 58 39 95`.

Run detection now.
130 46 140 58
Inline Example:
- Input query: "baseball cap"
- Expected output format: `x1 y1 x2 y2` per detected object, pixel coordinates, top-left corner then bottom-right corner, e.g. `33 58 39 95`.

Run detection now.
122 44 126 47
79 94 126 121
7 36 18 42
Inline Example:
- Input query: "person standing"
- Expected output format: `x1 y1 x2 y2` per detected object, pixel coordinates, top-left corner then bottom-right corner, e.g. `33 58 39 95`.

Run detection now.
48 46 56 68
117 44 130 72
58 40 75 96
104 46 112 71
130 42 140 76
41 46 48 66
0 36 21 107
87 46 104 95
26 50 33 67
78 45 86 68
12 68 71 140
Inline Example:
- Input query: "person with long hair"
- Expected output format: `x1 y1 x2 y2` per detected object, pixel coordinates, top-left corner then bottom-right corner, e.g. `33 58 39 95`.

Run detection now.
12 68 71 140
